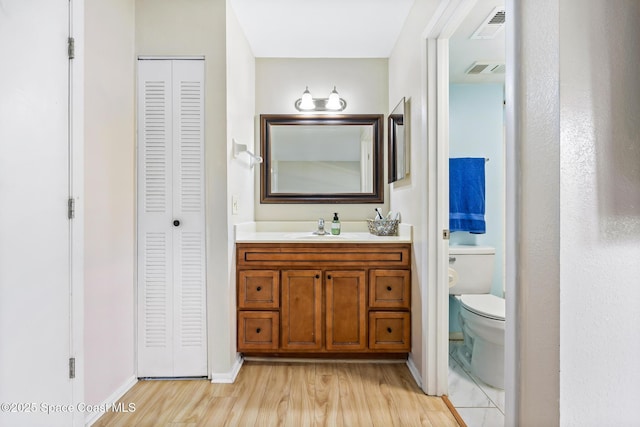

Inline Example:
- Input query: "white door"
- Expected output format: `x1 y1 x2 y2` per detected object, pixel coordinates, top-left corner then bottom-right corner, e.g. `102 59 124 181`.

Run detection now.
0 1 76 426
137 59 207 377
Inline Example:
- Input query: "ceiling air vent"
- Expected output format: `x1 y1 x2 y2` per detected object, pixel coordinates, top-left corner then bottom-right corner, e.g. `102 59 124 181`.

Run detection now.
466 62 506 75
471 7 506 40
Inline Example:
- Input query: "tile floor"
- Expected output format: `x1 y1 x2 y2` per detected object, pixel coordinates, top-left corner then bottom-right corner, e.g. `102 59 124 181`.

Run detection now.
448 340 505 427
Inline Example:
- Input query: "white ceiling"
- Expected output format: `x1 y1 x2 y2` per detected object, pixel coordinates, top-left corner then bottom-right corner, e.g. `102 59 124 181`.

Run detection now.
229 0 415 58
449 0 506 84
229 0 504 83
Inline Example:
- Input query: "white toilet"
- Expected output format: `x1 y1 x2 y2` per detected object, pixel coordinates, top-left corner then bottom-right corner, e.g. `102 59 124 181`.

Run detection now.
449 245 505 389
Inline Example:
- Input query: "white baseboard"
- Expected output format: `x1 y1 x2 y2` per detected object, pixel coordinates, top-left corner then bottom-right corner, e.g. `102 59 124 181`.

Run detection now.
85 375 137 426
406 355 422 389
210 353 243 383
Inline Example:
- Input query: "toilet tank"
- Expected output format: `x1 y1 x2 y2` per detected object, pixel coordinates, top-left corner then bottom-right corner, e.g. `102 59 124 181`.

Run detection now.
448 245 495 295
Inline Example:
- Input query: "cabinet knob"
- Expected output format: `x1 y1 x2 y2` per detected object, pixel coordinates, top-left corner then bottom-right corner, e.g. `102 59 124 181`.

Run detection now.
387 327 393 333
387 286 392 291
173 220 180 227
256 286 262 291
327 274 332 279
315 274 320 279
256 328 261 334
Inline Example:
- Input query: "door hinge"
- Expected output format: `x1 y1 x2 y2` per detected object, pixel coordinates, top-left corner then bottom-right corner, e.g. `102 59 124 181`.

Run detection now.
443 229 450 240
68 37 75 59
69 357 76 379
68 198 75 219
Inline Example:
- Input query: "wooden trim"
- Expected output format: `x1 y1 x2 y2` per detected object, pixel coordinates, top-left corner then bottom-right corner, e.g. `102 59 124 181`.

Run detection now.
241 352 409 359
442 395 468 427
237 243 411 268
260 114 384 204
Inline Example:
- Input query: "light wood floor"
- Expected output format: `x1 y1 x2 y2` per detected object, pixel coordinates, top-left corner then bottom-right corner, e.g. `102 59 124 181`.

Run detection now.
94 361 461 427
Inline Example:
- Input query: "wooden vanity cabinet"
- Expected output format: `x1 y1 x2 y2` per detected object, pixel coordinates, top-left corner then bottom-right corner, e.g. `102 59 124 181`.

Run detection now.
236 243 411 356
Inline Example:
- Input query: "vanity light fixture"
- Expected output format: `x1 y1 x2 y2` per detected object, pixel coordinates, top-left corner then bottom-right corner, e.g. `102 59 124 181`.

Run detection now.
232 139 263 168
294 86 347 112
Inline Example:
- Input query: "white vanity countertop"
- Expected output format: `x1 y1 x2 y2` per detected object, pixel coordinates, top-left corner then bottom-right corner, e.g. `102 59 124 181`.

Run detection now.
235 221 412 243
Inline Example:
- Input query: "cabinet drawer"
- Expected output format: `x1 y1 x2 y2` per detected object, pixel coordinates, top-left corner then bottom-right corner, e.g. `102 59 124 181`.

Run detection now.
238 270 279 309
237 243 411 268
369 270 410 309
369 312 410 351
238 311 279 351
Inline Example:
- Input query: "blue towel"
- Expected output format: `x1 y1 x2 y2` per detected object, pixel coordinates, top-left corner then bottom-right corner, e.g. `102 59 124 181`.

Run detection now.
449 157 486 234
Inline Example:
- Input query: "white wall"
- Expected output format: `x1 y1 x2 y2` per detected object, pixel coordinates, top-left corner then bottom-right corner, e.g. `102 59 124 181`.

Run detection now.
514 0 640 424
227 3 256 227
559 0 640 425
84 0 136 408
226 0 256 373
510 0 561 423
388 0 441 387
255 58 389 221
449 83 505 333
135 0 235 377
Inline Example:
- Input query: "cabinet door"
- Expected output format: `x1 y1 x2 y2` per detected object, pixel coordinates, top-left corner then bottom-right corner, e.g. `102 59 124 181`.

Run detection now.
281 270 322 350
326 270 367 351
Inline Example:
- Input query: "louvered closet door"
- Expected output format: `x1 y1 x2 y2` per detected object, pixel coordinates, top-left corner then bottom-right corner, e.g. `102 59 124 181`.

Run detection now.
137 59 207 377
170 61 207 375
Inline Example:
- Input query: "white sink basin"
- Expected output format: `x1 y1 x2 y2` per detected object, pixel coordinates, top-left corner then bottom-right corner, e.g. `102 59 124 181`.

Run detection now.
284 232 352 240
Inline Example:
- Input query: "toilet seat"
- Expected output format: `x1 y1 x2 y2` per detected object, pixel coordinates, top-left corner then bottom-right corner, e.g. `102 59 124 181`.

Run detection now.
460 294 505 321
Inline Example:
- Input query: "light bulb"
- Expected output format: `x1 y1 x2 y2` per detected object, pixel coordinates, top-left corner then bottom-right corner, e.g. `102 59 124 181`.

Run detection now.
326 86 341 110
299 86 314 110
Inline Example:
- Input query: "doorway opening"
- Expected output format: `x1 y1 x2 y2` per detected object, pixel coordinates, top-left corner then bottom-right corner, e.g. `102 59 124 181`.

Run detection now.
423 0 513 424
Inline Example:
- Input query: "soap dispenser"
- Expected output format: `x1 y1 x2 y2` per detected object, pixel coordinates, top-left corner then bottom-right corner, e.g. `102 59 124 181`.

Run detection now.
331 212 341 235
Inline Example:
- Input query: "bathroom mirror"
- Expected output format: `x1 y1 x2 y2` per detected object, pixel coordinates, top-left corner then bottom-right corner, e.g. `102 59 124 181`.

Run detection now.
260 114 384 203
388 97 408 183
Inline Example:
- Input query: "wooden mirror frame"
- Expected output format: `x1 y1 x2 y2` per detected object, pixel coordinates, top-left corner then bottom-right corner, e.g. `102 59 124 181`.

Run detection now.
388 97 407 183
260 114 384 204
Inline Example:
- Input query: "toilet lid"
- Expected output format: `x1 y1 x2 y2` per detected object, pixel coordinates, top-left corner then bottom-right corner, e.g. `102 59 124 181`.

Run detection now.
460 294 505 321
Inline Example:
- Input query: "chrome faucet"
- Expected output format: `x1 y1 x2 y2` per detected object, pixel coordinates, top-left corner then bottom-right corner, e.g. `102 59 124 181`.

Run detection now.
314 218 326 235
